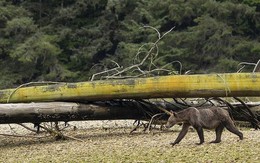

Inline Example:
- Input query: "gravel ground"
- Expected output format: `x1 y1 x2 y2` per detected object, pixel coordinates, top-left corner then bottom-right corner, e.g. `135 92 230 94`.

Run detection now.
0 121 259 163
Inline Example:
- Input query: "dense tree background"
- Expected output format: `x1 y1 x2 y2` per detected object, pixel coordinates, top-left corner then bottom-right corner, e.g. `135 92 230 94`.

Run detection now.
0 0 259 88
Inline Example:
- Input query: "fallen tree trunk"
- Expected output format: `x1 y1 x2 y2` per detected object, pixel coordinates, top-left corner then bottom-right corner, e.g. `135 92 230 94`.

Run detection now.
0 102 259 124
0 73 260 103
0 102 147 124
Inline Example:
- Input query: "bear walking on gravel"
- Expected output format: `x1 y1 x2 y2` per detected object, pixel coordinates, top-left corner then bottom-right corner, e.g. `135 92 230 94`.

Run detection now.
165 106 243 146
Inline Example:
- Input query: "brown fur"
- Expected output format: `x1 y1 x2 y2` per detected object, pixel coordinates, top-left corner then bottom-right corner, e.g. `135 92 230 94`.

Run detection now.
165 106 243 146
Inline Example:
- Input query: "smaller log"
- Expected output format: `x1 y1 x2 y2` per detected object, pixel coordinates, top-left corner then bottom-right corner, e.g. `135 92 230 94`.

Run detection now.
0 101 259 125
0 102 147 124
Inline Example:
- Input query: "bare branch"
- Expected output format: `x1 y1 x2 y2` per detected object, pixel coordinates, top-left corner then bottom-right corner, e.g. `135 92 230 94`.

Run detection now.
184 70 192 74
89 63 106 71
39 124 84 142
17 123 39 133
160 61 182 75
253 59 260 72
91 67 120 81
143 25 161 39
90 59 122 81
160 27 175 39
237 62 256 73
237 65 245 73
156 106 172 115
147 113 165 133
0 133 49 138
238 62 256 66
104 26 175 79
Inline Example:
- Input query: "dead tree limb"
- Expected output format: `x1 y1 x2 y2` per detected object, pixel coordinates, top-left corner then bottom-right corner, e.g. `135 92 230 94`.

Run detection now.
17 123 38 133
0 133 48 138
103 26 175 79
147 113 165 133
39 124 83 142
233 97 260 129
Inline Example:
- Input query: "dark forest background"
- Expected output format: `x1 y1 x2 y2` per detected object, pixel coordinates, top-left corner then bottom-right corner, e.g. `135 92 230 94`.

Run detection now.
0 0 259 88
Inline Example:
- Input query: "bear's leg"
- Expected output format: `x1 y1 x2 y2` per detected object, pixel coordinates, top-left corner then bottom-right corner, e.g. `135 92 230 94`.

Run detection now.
210 124 224 143
170 123 190 146
195 126 204 145
224 120 243 140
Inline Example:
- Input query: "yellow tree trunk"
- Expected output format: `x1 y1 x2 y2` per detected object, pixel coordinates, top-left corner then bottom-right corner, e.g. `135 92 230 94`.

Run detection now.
0 73 259 103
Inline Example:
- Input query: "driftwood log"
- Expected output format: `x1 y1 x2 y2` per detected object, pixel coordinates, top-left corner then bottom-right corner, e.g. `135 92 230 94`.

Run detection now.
0 73 260 103
0 102 146 124
0 101 259 125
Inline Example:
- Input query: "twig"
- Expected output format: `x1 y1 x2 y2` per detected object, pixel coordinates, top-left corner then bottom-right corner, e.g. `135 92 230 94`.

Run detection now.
91 67 120 81
134 43 156 64
104 26 175 79
8 124 18 135
59 123 72 131
184 70 192 74
213 97 259 128
159 60 182 75
237 60 260 73
147 113 165 133
62 134 85 142
217 74 231 96
143 25 161 39
212 97 237 121
238 62 256 66
90 59 122 81
130 120 141 134
156 106 172 115
233 97 260 129
17 123 39 133
253 59 260 72
160 98 184 110
39 124 84 142
197 98 215 107
180 98 191 106
173 98 191 107
0 133 49 138
237 65 245 73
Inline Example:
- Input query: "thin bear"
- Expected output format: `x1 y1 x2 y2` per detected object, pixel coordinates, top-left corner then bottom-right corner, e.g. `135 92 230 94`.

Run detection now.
165 106 243 146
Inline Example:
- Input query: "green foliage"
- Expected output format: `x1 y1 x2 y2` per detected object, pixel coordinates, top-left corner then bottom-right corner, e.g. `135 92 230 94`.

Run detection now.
10 33 60 63
5 17 37 41
0 0 259 88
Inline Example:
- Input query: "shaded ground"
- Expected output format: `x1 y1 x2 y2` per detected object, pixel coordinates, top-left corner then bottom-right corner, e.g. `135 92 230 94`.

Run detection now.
0 121 259 162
